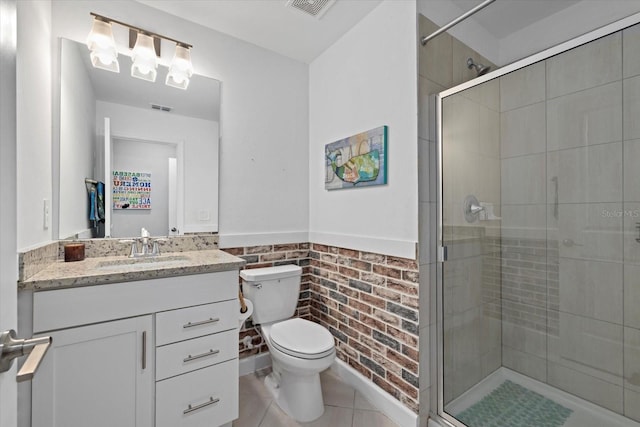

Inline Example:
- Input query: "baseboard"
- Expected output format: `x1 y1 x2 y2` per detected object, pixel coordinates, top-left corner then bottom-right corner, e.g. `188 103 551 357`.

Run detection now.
331 359 419 427
238 352 272 376
309 231 417 260
219 231 308 248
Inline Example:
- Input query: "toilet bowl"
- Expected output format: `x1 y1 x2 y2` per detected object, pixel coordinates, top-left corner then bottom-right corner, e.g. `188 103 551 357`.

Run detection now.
241 265 336 422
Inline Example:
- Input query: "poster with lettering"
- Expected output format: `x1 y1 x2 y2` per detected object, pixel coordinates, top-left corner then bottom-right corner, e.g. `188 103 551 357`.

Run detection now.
112 171 151 209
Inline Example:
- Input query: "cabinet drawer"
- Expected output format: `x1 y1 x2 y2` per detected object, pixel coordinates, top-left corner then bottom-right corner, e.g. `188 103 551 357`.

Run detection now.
156 330 237 380
156 300 237 346
156 359 238 427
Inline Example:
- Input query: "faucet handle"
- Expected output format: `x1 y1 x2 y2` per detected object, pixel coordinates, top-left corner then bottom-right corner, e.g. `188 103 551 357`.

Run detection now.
151 238 167 256
119 239 139 258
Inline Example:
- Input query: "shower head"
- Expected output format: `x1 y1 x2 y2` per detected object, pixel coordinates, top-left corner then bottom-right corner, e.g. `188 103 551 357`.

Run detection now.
467 57 491 76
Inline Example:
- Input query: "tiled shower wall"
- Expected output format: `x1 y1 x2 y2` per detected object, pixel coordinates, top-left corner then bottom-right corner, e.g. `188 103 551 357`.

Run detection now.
229 242 421 413
499 24 640 420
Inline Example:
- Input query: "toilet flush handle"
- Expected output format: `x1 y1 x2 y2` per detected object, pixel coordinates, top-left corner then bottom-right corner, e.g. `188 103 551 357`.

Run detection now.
251 283 262 289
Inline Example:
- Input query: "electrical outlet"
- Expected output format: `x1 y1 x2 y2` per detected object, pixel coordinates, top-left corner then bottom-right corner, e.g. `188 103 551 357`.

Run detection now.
43 199 50 229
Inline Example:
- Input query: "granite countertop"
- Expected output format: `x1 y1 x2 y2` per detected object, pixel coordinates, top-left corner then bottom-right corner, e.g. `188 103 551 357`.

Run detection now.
19 249 246 291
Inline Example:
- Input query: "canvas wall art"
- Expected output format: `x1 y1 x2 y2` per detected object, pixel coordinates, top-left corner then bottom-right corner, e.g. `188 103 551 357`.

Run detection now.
112 170 151 209
325 125 387 190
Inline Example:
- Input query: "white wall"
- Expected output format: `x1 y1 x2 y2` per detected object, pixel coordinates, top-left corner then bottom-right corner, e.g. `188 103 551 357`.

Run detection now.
16 0 52 250
112 138 175 237
308 0 418 259
97 101 218 234
58 40 96 239
51 0 309 247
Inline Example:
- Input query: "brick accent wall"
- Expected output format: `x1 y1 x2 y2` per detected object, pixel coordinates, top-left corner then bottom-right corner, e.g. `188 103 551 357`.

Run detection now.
226 242 421 414
224 244 311 360
308 244 420 413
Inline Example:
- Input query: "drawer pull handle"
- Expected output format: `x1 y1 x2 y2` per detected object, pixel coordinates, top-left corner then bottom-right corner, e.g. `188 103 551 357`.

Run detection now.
183 397 220 415
183 317 220 329
183 349 220 363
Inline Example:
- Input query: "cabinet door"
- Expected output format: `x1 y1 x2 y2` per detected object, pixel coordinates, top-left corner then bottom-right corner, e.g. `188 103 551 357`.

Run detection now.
32 316 153 427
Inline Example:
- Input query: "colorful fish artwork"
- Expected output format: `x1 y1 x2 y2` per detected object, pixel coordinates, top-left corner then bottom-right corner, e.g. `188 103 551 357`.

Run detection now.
325 126 387 190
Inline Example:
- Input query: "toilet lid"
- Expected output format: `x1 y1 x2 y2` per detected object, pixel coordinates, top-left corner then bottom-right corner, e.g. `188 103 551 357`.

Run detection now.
269 318 335 359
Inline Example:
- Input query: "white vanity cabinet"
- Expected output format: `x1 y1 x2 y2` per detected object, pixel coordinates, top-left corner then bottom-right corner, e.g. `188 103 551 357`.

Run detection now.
29 270 240 427
32 316 154 427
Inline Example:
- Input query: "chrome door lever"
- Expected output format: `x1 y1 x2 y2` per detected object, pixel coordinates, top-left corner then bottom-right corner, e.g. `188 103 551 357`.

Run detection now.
0 329 51 382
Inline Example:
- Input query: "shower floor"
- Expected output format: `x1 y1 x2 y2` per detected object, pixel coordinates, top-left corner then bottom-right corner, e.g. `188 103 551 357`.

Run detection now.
445 367 639 427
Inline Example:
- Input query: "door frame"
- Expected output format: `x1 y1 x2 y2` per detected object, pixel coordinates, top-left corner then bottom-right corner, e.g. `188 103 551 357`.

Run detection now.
0 0 18 425
108 134 184 237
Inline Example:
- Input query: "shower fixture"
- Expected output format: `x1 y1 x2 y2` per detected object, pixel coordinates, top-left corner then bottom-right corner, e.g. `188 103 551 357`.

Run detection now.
467 57 491 76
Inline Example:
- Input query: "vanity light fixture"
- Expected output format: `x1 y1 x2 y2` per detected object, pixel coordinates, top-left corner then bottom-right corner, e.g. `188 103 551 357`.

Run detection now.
166 44 194 90
131 32 158 82
87 13 193 89
86 17 119 73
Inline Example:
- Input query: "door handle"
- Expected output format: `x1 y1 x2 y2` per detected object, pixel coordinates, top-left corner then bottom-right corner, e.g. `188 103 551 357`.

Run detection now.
0 330 52 382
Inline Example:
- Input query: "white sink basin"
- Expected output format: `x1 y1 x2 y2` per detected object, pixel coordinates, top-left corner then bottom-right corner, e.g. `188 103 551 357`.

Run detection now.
96 255 191 271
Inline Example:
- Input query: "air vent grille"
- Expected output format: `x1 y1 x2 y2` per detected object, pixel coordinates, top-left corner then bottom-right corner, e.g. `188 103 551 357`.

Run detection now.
151 103 172 112
286 0 336 19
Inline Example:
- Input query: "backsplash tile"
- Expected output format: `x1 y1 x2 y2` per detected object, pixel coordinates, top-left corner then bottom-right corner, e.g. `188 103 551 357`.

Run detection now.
18 241 58 281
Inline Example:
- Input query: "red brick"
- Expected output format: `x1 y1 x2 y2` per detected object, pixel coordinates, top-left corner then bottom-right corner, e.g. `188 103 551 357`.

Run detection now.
402 270 419 283
386 325 418 347
338 322 359 339
360 314 386 331
373 287 402 303
387 348 418 374
321 253 338 263
349 318 372 336
338 285 359 298
361 293 386 309
387 279 418 296
372 308 401 326
312 244 329 252
348 358 371 379
245 263 272 269
386 256 418 269
274 243 299 251
372 375 400 399
287 250 308 259
387 372 418 399
372 264 402 279
402 344 419 362
339 248 360 258
350 340 372 357
260 252 286 262
224 247 244 255
348 298 372 314
372 351 402 375
339 265 360 279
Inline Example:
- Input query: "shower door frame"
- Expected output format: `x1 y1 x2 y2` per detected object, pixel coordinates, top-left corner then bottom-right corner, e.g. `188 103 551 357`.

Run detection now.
432 11 640 427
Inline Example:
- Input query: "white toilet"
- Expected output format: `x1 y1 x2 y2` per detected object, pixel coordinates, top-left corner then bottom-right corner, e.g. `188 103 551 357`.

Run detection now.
241 264 336 422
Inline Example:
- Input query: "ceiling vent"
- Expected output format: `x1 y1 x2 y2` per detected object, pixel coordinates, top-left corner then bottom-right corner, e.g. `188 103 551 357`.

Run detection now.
285 0 336 19
151 103 172 112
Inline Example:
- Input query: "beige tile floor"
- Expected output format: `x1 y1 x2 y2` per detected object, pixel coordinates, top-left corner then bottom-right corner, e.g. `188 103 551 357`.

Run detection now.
233 369 400 427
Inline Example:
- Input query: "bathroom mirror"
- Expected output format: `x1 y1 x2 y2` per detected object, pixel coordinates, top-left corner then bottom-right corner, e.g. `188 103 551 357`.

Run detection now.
57 38 220 239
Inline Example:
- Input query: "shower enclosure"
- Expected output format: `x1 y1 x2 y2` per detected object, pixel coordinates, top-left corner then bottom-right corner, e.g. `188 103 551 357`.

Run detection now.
433 12 640 427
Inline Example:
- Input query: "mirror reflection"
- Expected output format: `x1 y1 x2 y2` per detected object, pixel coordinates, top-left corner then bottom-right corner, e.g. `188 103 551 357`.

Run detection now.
58 38 220 239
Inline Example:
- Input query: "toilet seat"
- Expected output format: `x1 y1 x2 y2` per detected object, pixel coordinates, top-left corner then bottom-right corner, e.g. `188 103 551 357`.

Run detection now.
269 318 335 360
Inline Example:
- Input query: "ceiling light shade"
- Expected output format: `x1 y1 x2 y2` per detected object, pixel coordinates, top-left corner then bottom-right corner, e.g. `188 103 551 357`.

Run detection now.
131 32 158 82
166 45 193 90
89 46 120 73
87 18 119 72
87 18 116 51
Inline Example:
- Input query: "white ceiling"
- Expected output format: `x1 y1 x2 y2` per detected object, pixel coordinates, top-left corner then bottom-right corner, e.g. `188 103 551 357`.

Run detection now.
449 0 582 40
135 0 384 63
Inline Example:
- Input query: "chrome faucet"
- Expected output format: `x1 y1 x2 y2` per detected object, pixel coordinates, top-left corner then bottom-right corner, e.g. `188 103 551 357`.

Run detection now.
119 230 166 258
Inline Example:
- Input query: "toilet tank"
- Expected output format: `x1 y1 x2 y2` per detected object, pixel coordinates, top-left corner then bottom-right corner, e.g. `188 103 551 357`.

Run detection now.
240 264 302 324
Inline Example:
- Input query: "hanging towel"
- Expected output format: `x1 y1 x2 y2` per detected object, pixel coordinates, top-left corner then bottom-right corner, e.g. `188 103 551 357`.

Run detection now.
96 181 105 221
88 184 97 221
